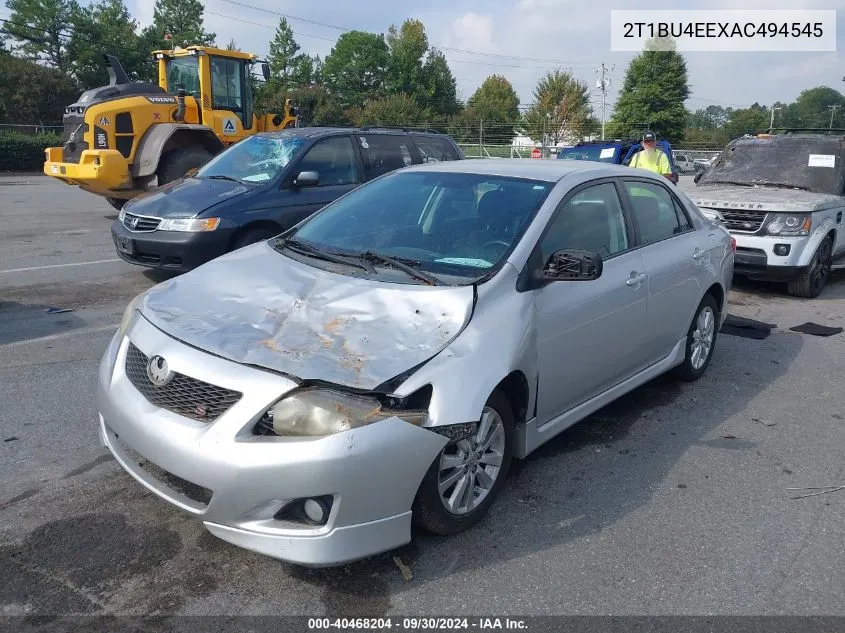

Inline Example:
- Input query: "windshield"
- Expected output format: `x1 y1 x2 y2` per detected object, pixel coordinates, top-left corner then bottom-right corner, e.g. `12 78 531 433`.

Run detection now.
558 145 619 163
699 137 845 195
165 57 200 97
196 133 306 183
279 171 554 282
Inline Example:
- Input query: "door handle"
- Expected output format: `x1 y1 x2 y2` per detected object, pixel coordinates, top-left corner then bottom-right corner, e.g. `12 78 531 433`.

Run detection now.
626 272 646 286
693 248 705 260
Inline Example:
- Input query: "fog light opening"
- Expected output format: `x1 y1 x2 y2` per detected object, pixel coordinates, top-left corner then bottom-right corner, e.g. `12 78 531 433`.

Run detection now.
273 495 333 525
774 244 790 256
304 498 328 523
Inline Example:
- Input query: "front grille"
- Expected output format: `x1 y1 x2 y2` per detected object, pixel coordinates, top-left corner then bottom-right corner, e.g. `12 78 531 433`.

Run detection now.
122 211 161 232
61 115 88 163
124 343 242 422
720 209 768 233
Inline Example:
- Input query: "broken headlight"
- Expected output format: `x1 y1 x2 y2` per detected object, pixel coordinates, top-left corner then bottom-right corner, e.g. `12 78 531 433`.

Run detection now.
259 388 429 437
766 213 811 236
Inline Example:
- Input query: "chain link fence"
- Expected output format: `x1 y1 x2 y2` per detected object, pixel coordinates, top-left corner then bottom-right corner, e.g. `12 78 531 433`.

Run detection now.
0 123 64 135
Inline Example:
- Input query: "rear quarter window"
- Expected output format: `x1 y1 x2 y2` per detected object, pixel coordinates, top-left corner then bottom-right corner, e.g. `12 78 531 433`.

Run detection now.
413 135 460 162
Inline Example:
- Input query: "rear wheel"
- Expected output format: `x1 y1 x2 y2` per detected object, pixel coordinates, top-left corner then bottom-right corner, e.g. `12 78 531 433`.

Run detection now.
156 146 213 186
787 235 833 298
412 390 513 536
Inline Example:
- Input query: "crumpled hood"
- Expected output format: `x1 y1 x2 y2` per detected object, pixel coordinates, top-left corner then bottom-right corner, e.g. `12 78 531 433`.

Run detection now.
691 184 843 213
124 176 254 218
138 242 476 390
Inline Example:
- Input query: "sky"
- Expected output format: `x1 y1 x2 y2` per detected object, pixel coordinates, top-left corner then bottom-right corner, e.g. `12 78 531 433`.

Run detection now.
122 0 843 118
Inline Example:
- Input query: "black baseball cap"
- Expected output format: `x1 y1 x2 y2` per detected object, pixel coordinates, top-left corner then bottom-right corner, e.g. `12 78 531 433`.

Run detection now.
642 131 656 142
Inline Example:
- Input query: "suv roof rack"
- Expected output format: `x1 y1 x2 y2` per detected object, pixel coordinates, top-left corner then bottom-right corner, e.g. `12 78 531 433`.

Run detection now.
760 127 845 135
357 124 443 134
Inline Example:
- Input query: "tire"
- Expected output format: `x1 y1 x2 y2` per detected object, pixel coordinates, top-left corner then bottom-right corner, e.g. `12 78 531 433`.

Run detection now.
156 146 213 186
412 390 514 536
787 235 833 299
674 293 719 382
106 197 126 211
230 226 281 251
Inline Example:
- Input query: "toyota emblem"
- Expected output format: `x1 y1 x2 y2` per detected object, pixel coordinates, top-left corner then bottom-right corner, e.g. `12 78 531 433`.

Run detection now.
146 355 173 387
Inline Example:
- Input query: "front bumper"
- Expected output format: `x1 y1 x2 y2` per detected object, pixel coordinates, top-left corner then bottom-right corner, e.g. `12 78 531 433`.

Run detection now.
731 234 811 281
96 313 446 566
44 147 132 194
111 219 236 272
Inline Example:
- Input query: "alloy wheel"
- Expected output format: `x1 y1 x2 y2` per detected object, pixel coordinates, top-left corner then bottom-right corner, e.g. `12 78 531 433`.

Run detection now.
691 305 715 370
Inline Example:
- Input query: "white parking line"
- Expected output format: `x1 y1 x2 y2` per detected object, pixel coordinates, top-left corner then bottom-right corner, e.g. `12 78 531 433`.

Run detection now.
0 259 121 274
0 324 119 347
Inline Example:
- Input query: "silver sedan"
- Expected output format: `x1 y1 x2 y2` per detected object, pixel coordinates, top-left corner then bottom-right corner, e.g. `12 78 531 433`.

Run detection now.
96 158 735 566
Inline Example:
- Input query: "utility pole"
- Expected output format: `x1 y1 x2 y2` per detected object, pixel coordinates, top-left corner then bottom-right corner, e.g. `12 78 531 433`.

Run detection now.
829 105 840 129
769 106 781 130
595 63 614 140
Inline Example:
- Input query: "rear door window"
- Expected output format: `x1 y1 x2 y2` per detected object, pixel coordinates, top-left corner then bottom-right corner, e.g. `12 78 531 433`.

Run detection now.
357 134 417 180
413 135 460 162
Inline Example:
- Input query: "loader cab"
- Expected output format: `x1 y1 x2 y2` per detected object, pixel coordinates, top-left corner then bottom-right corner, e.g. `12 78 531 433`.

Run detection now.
156 46 258 142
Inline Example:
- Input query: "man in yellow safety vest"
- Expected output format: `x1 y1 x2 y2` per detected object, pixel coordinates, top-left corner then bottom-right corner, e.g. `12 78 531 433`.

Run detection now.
629 131 673 180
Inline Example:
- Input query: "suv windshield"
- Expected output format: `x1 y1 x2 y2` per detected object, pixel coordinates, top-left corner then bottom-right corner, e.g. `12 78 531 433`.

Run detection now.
277 171 553 282
196 133 306 183
699 136 845 195
559 145 619 162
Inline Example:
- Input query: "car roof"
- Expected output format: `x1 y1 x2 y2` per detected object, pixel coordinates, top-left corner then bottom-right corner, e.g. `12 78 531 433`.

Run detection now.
255 126 454 141
401 157 652 182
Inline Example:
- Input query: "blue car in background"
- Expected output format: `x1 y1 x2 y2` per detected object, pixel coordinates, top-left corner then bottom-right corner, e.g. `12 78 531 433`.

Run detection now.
558 139 679 183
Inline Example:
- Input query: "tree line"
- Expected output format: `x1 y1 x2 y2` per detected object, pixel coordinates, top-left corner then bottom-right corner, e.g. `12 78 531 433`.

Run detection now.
2 0 843 148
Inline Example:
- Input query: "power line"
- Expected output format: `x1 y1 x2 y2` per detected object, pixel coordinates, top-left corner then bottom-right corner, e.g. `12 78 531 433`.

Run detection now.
213 0 601 66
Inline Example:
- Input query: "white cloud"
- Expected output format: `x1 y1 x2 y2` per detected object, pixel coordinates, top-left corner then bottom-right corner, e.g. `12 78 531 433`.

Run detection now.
446 12 496 53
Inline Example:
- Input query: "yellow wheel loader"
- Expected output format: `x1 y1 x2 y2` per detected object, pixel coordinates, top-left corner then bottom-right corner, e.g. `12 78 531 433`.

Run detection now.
43 46 298 210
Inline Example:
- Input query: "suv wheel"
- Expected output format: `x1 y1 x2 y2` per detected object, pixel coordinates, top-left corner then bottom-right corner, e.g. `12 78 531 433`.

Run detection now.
787 235 833 298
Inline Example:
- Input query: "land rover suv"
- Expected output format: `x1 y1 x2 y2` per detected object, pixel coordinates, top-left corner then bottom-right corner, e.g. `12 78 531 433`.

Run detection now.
691 131 845 297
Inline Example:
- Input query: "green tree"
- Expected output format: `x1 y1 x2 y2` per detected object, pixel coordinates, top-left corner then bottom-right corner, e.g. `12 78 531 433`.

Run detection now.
66 0 149 88
608 38 690 143
267 17 305 89
144 0 215 48
724 103 769 137
291 54 321 87
687 105 729 130
2 0 79 72
348 92 426 127
782 86 845 128
423 48 459 116
225 38 238 51
0 53 79 123
322 30 389 110
385 19 427 97
457 74 520 144
522 70 592 145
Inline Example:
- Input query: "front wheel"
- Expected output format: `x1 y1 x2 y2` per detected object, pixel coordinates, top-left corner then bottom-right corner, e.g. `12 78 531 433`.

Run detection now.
106 197 126 211
156 146 213 186
412 390 514 536
787 235 833 298
674 293 718 382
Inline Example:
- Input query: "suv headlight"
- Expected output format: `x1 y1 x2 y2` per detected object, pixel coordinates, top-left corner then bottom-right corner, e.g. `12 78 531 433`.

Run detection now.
158 217 220 232
765 213 811 236
260 388 429 437
700 208 723 221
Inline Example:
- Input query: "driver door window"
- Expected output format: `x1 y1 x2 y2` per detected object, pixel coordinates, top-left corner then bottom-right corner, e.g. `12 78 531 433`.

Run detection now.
295 137 358 186
539 182 630 264
211 57 243 111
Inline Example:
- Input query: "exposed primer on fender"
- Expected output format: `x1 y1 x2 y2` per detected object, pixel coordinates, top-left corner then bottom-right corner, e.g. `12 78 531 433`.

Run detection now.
139 242 475 390
691 184 843 213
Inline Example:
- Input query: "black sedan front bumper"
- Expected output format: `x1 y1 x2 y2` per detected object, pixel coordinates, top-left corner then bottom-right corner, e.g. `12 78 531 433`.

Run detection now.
111 219 237 272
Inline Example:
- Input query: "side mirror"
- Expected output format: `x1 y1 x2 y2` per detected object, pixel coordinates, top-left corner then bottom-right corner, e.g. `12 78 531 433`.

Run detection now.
541 248 603 281
262 63 270 82
694 171 703 183
293 171 319 187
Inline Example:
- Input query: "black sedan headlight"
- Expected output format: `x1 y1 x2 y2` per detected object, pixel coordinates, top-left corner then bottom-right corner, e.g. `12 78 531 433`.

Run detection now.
765 213 812 236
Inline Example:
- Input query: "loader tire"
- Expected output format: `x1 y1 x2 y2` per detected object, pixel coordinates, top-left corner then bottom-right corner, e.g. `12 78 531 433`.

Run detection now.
156 146 213 186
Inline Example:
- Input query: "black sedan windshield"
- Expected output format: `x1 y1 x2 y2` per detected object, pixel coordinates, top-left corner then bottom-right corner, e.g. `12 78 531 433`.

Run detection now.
282 171 553 279
196 133 306 183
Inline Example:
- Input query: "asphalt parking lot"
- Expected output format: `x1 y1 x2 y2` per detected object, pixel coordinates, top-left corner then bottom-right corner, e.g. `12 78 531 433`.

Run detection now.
2 174 845 618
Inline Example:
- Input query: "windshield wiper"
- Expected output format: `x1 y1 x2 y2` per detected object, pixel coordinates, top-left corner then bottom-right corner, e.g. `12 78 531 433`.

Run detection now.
357 250 445 286
206 174 243 183
280 238 375 273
